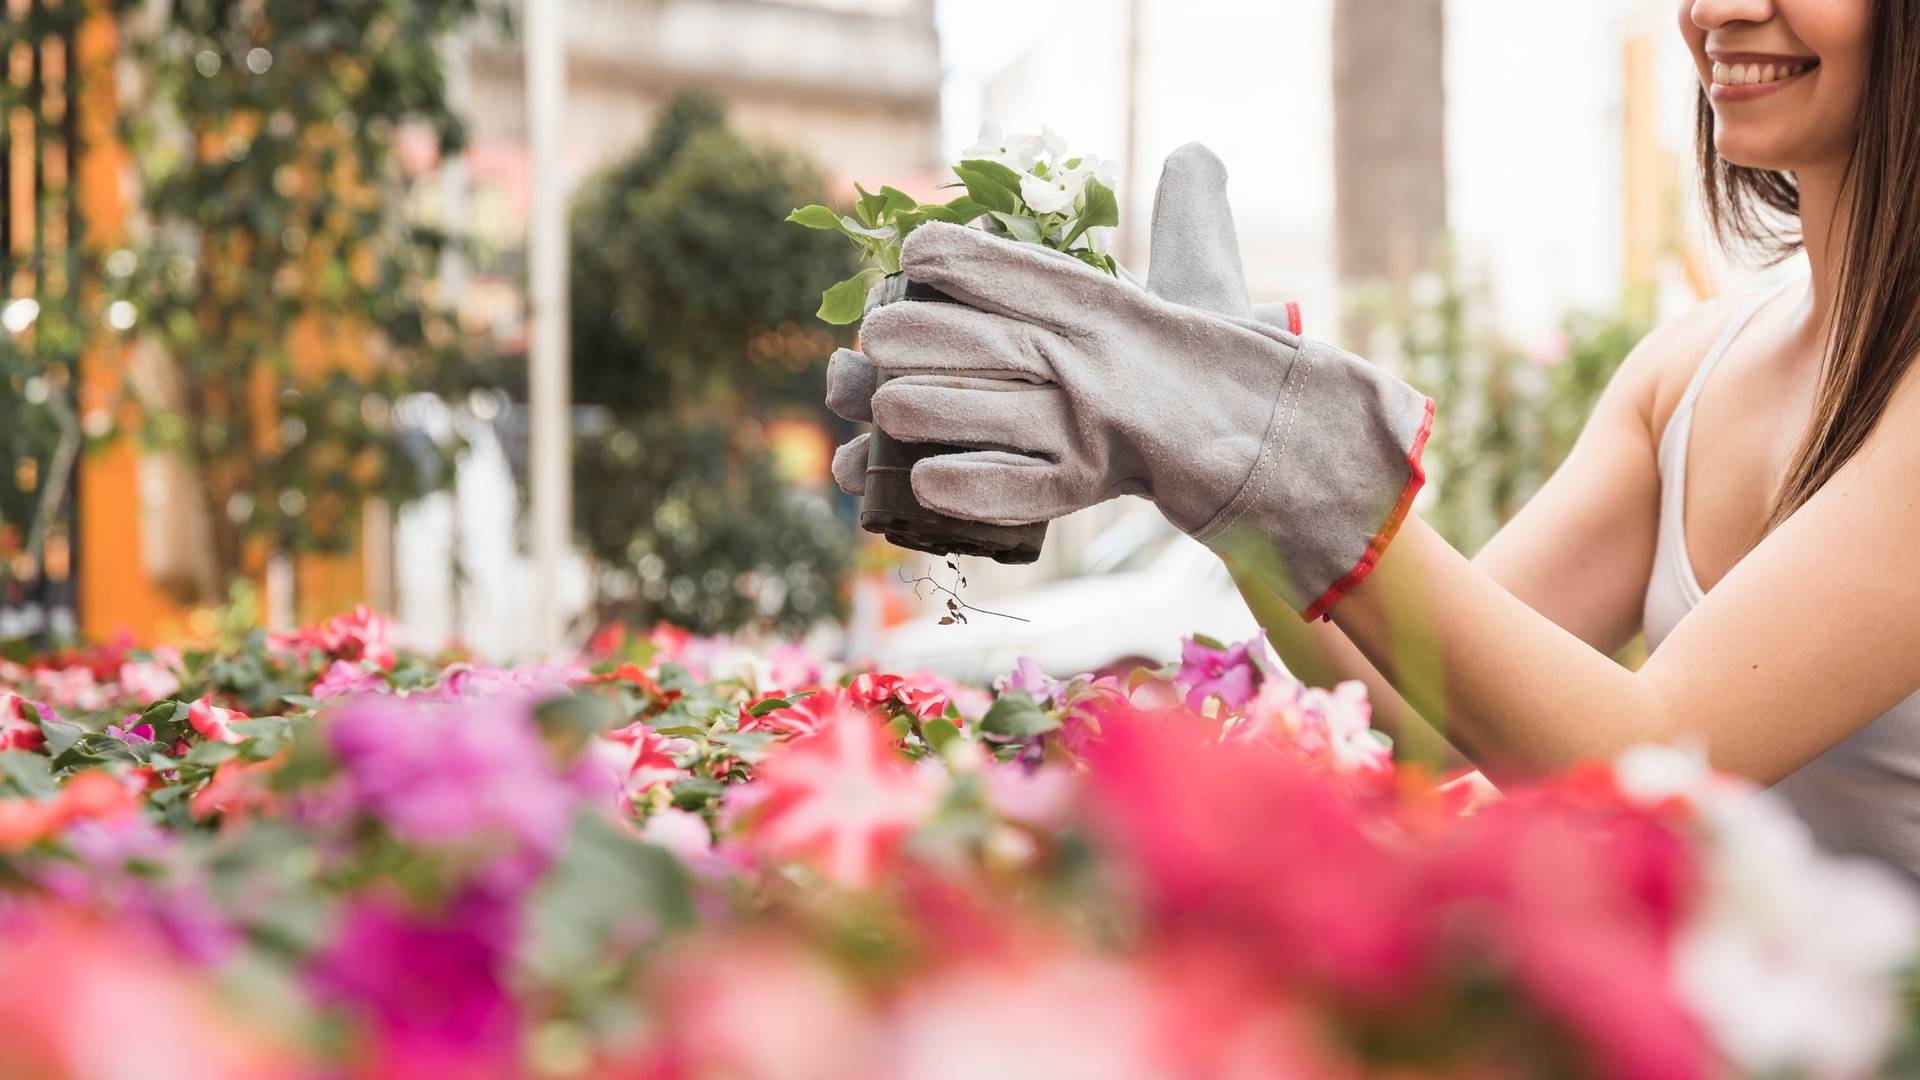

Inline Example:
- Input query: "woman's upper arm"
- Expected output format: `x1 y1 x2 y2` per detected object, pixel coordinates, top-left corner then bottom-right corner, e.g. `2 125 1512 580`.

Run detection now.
1640 376 1920 779
1472 300 1744 653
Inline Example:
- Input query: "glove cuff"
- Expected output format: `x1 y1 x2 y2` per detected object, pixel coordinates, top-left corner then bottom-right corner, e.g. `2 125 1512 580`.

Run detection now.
1194 337 1434 621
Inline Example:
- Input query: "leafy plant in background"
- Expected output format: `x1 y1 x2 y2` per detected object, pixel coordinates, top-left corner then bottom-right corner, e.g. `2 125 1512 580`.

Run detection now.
107 0 501 594
569 92 855 636
1358 257 1651 555
789 123 1121 324
0 3 104 636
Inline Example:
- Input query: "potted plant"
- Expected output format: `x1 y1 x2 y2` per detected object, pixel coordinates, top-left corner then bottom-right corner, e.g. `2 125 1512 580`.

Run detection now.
789 125 1120 564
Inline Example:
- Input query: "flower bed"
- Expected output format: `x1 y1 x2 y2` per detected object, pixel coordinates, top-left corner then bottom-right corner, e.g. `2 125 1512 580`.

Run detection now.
0 610 1916 1079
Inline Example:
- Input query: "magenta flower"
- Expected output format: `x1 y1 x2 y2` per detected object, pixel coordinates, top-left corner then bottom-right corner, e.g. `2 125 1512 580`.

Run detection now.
1174 633 1266 713
308 890 521 1076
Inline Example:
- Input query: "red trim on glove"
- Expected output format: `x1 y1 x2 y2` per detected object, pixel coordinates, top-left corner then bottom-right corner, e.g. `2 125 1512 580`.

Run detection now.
1299 396 1436 622
1285 300 1302 336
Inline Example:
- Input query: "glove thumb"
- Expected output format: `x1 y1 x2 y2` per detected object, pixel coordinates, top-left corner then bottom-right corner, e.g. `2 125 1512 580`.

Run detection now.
1144 142 1254 320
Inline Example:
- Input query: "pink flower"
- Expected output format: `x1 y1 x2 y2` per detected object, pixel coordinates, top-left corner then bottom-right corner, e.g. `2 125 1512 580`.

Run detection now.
115 657 181 704
848 671 953 722
740 702 943 889
1174 633 1265 713
740 688 842 739
601 721 685 801
308 891 521 1079
312 660 391 702
0 907 299 1078
187 696 248 744
1239 678 1394 790
0 692 47 752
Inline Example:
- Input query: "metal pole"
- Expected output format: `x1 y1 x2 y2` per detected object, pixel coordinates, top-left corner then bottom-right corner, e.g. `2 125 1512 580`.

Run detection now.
1120 0 1145 270
526 0 571 659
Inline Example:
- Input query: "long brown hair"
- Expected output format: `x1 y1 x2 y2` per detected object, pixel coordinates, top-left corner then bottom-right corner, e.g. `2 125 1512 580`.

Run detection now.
1696 0 1920 531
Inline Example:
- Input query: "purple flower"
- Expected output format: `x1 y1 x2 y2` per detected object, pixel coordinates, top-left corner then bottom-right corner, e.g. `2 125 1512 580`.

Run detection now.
327 696 595 864
105 716 155 746
1175 633 1266 713
308 890 521 1073
312 659 390 702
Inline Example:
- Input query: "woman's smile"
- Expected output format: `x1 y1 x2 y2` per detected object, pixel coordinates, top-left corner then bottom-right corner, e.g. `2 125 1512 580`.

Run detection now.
1708 52 1819 103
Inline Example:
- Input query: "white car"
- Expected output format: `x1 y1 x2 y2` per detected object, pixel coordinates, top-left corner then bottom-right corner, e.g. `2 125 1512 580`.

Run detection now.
870 513 1262 684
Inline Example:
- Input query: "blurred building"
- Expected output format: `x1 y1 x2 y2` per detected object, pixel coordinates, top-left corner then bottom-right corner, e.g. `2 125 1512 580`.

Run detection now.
445 0 944 347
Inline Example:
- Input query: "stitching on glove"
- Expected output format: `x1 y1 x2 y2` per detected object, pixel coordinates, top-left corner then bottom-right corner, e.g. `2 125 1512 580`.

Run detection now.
1298 395 1436 622
1194 338 1312 544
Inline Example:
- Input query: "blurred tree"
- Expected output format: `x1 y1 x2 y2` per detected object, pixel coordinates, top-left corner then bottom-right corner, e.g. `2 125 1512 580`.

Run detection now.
108 0 499 597
1333 0 1448 346
1 2 104 638
569 92 857 635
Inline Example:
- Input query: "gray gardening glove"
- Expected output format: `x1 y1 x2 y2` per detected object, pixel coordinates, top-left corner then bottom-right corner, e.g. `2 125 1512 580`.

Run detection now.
830 146 1434 620
828 143 1266 498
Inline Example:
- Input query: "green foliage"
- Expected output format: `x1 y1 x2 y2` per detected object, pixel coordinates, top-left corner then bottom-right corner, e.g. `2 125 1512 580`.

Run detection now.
110 0 500 583
571 93 856 411
1359 260 1652 554
568 93 856 636
574 415 849 637
789 146 1121 325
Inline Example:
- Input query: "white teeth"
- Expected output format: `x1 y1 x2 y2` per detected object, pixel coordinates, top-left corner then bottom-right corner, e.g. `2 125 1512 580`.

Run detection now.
1712 60 1811 86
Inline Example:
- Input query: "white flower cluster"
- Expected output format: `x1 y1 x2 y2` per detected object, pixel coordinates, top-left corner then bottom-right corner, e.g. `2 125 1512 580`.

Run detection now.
1614 743 1920 1078
960 123 1118 256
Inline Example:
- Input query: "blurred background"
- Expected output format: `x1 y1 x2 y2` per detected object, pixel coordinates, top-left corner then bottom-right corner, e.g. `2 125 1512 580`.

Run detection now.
0 0 1799 675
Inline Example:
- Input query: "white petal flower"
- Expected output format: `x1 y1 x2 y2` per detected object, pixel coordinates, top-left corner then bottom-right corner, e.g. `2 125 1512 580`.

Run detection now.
1038 125 1070 162
1019 174 1076 215
961 121 1006 161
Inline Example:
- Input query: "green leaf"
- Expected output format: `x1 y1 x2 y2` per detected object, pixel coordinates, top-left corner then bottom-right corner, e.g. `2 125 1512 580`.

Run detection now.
522 810 695 981
1189 633 1228 652
978 691 1059 739
919 195 985 226
1061 177 1119 250
183 740 240 767
710 730 776 764
952 161 1020 215
922 717 961 753
838 215 897 241
878 185 920 216
853 182 885 227
747 697 793 716
989 211 1044 244
817 273 875 326
959 158 1026 192
786 204 844 231
0 752 57 800
39 716 85 760
670 776 726 811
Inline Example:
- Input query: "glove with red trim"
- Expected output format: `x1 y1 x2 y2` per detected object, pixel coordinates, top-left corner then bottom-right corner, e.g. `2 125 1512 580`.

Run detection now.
827 145 1433 620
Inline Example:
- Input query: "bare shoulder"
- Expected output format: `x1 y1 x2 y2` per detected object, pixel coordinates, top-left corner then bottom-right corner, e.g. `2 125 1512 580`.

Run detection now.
1609 292 1767 441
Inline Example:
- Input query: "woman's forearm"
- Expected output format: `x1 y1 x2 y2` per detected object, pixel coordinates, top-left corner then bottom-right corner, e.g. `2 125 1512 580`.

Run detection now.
1315 514 1669 782
1229 562 1458 768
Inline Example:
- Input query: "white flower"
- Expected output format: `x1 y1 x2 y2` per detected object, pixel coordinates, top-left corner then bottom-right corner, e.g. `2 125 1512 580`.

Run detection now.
1019 173 1077 215
1613 743 1920 1077
961 121 1039 172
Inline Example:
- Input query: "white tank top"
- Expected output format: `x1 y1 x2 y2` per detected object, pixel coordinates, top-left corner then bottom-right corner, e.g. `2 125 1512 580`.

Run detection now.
1642 283 1920 885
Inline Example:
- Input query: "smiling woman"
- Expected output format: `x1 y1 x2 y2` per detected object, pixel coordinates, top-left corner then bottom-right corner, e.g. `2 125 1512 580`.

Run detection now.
823 0 1920 889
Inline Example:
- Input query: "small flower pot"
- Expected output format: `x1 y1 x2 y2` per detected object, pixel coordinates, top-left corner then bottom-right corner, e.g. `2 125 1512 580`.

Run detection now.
859 273 1048 564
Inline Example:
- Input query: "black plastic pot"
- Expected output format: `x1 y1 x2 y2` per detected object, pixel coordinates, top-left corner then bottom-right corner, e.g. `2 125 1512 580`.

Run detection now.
858 273 1047 564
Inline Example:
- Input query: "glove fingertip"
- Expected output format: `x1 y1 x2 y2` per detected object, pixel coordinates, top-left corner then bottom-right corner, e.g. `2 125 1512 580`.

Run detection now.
831 434 871 497
825 348 877 423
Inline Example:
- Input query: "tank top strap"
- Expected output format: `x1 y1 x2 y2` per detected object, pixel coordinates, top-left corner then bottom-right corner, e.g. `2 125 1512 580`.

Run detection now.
1657 282 1795 457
